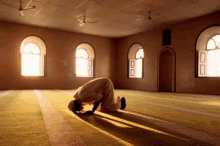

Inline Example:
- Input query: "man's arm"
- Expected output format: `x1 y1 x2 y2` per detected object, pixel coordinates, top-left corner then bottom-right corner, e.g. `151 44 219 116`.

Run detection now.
85 102 100 115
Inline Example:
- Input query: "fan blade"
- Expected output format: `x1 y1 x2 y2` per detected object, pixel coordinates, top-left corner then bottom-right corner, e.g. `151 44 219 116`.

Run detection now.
136 16 146 21
77 19 83 23
34 8 41 16
79 23 85 26
23 6 36 10
20 11 25 16
25 0 33 9
136 14 145 21
1 3 18 9
31 8 39 12
86 21 98 23
149 7 161 13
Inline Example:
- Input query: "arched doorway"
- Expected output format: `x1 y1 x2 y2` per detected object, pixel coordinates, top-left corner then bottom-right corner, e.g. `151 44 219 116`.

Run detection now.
158 48 176 92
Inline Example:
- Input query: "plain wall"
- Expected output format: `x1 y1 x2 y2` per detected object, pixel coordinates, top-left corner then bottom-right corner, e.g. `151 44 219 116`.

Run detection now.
0 21 117 89
115 11 220 95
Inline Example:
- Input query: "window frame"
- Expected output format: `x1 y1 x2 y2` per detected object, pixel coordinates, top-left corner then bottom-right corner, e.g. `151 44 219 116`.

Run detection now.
20 36 46 77
75 43 95 78
127 43 144 79
196 26 220 78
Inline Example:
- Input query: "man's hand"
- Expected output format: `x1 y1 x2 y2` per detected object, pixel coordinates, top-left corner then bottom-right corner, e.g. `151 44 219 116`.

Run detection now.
84 110 94 115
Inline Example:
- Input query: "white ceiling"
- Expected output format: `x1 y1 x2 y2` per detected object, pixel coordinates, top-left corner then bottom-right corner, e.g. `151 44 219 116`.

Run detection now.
0 0 219 38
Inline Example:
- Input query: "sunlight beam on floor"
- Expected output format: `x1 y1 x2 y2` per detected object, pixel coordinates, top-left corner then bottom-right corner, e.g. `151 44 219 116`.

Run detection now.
64 109 133 146
100 117 132 128
95 111 189 142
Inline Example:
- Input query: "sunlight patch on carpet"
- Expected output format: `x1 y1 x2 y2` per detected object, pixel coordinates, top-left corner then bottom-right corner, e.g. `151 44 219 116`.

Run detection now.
61 89 220 137
95 111 189 142
34 90 86 146
0 90 51 146
100 117 132 128
119 110 220 146
199 101 220 106
41 90 133 146
64 109 133 146
126 98 220 118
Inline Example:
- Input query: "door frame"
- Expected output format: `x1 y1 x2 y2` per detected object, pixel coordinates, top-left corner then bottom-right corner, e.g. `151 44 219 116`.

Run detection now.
157 47 176 92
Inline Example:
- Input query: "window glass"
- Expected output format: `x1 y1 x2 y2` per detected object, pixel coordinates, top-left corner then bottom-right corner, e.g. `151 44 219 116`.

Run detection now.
21 43 41 76
75 48 90 77
128 45 144 78
207 49 220 77
22 54 40 76
76 58 88 77
212 35 220 46
23 43 40 54
136 49 144 59
207 39 216 50
131 48 144 78
76 48 88 58
135 59 142 78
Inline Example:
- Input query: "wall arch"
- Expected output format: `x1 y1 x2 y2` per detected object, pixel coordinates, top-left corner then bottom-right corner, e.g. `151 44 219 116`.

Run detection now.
158 47 176 92
76 43 95 59
196 26 220 51
20 36 46 55
128 43 144 59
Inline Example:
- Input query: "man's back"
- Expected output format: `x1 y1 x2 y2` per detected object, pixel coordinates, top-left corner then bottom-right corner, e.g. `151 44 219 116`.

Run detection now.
78 77 111 95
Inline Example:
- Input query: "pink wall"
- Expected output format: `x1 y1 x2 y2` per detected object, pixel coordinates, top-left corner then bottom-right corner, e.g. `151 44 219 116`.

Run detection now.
0 21 117 89
116 11 220 95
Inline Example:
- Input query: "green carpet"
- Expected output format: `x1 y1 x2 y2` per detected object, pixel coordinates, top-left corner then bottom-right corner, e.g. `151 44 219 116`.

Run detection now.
41 90 191 146
40 90 131 146
116 90 220 137
0 90 51 146
1 90 219 146
64 89 220 137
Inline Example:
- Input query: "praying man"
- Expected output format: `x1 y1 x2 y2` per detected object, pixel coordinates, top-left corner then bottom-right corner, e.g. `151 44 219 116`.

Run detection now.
68 77 126 114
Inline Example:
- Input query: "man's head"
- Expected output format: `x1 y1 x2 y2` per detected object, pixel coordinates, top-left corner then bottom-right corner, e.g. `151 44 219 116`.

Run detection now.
68 100 83 113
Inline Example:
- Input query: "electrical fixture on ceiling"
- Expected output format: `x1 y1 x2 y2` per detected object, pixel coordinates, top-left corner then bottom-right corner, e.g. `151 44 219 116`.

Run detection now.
76 12 98 26
136 7 161 22
1 0 39 16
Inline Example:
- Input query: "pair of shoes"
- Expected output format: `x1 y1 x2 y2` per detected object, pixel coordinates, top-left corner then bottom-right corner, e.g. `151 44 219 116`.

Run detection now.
120 97 126 110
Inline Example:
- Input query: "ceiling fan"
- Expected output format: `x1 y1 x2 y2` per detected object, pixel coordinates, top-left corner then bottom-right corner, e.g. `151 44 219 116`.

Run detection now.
136 7 161 22
77 12 98 26
1 0 37 16
146 11 154 21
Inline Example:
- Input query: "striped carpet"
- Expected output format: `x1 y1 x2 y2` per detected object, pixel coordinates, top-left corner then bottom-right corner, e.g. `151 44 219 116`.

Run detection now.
0 90 220 146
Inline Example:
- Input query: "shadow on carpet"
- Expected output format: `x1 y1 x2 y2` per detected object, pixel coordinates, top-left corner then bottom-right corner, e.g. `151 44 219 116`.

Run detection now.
75 111 212 146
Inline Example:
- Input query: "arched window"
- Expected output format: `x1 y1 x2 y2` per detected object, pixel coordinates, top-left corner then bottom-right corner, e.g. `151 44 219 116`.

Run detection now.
197 26 220 77
20 36 46 76
128 43 144 78
75 43 94 77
